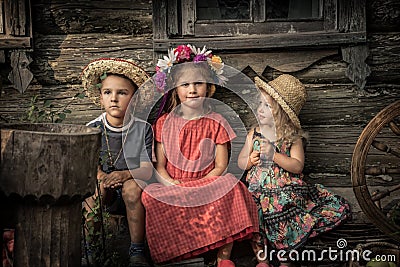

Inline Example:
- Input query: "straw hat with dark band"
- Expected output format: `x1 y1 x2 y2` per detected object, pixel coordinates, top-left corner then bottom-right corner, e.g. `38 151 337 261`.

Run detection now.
255 74 307 129
81 58 153 108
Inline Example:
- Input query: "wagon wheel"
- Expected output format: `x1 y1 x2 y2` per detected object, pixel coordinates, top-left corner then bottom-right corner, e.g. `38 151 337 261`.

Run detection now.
352 100 400 242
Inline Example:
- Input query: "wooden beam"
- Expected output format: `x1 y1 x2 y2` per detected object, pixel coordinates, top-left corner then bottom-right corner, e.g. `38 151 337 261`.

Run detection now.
0 49 4 63
152 0 167 40
0 0 4 34
253 0 265 22
324 0 337 30
18 0 26 36
222 49 338 73
181 0 195 36
4 0 13 35
0 37 30 48
154 31 367 51
167 0 179 36
342 45 371 89
338 0 366 32
8 50 33 93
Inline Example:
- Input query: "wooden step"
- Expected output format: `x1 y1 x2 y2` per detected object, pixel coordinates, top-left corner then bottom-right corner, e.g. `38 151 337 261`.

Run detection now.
154 257 205 267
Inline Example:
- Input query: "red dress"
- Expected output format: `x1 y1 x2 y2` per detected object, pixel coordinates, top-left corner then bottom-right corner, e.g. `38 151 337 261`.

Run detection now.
142 112 258 263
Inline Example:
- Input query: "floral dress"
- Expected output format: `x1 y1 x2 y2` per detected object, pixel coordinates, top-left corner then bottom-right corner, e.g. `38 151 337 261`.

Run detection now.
247 128 351 250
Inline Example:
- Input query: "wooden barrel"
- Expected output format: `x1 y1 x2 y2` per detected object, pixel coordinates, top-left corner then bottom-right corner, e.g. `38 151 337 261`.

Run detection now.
0 123 101 267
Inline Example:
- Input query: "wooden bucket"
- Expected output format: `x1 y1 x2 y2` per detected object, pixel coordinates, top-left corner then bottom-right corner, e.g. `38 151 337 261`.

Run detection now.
0 123 101 267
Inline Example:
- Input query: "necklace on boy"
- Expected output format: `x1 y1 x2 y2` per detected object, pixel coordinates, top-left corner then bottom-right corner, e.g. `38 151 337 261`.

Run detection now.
102 117 131 172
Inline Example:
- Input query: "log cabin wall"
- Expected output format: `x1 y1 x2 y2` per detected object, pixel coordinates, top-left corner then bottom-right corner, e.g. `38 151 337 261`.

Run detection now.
0 0 399 247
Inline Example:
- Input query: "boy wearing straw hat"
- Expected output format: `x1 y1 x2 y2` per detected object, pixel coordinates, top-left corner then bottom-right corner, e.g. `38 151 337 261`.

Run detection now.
82 58 153 267
238 74 351 267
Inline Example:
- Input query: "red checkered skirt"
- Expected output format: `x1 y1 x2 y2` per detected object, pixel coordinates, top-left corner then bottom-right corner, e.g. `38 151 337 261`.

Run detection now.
142 173 259 264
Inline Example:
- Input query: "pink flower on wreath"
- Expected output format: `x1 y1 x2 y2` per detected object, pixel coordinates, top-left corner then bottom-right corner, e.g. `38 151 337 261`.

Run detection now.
174 45 192 62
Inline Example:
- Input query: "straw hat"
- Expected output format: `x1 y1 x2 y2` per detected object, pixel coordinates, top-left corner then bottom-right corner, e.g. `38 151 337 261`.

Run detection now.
81 58 153 108
255 74 307 129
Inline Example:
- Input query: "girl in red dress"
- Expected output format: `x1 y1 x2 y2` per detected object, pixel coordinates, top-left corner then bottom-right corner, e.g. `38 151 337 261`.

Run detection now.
142 44 259 267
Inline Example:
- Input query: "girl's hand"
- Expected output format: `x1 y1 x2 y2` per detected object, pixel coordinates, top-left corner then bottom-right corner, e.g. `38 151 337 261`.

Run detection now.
155 172 181 186
249 150 261 166
163 177 181 185
260 140 275 161
171 179 181 185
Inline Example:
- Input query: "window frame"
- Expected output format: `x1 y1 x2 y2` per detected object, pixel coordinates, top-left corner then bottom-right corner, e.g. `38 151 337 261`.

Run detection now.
0 0 32 49
153 0 366 53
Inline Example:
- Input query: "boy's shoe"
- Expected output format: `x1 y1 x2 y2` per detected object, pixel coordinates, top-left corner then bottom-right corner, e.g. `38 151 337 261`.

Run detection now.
218 259 235 267
129 254 151 267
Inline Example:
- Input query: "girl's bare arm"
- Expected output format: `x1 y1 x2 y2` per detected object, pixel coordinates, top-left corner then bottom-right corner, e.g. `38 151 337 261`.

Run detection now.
154 141 180 185
238 129 260 170
273 138 304 174
203 143 229 178
128 161 153 181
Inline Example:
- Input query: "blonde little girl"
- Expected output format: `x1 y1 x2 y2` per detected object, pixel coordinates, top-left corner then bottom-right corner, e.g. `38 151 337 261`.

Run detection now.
238 74 351 267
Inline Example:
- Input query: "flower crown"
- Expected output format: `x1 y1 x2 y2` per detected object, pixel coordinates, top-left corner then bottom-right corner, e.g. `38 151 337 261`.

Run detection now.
154 44 227 93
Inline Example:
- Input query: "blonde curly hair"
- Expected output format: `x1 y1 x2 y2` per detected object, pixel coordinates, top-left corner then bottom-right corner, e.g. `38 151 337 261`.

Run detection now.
268 94 308 145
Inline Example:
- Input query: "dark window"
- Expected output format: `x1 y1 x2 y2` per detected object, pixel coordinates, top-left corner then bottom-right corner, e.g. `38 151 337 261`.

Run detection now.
266 0 320 19
197 0 251 21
